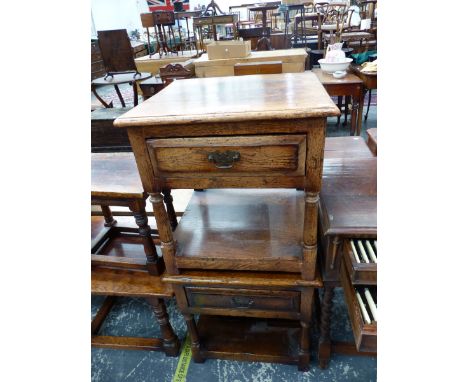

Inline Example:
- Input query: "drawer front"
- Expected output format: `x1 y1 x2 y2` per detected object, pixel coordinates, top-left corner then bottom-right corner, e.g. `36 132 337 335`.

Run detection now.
340 266 377 353
185 286 300 313
343 238 377 285
147 135 306 178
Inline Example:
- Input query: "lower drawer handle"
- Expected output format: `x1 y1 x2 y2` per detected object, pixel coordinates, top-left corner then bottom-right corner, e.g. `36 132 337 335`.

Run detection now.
207 150 240 169
231 296 254 308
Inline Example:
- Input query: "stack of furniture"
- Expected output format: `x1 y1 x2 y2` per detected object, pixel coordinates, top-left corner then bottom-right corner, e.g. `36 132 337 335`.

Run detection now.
113 72 340 370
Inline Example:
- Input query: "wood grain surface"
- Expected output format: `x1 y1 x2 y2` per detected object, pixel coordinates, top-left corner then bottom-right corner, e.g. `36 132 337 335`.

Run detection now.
114 72 340 127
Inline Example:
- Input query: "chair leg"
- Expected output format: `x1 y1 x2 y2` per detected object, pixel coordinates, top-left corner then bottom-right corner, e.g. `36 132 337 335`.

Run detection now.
365 89 372 121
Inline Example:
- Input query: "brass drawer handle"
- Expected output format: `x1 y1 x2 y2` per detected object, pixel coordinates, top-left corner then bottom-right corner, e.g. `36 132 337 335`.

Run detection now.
231 296 254 308
207 150 240 169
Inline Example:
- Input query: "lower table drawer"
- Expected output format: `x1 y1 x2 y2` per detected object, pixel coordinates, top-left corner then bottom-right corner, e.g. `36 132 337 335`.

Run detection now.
185 286 300 314
342 238 377 285
340 265 377 352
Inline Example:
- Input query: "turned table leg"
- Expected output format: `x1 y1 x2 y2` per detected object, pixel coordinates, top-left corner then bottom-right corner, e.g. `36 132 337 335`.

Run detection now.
318 286 334 369
163 189 178 231
131 200 164 275
298 321 311 371
100 205 116 227
150 193 179 275
183 314 204 363
147 297 180 356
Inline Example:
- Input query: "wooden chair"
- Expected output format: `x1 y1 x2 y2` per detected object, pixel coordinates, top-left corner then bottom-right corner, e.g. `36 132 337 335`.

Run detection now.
139 59 195 101
97 29 140 79
234 61 282 76
152 11 179 56
92 30 151 108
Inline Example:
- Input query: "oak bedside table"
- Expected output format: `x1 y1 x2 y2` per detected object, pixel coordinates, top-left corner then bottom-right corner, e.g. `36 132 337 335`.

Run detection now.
114 72 340 370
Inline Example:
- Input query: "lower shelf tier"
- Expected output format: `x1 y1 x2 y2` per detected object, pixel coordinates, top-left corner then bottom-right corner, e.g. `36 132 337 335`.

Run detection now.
173 189 306 273
196 315 302 366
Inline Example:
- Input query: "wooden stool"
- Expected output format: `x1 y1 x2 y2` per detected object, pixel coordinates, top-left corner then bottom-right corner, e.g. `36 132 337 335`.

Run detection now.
91 152 179 276
91 152 181 355
91 257 180 356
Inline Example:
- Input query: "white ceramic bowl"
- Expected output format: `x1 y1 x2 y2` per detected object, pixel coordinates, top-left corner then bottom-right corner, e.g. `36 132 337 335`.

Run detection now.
333 70 347 79
318 58 353 74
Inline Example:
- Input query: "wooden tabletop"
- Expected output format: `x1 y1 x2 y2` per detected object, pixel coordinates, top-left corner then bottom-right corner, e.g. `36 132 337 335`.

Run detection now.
319 157 377 236
324 136 374 159
248 5 279 11
115 72 340 127
91 152 145 199
312 68 363 85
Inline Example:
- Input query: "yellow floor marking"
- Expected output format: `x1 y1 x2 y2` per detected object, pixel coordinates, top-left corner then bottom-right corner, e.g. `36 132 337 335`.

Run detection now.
172 335 192 382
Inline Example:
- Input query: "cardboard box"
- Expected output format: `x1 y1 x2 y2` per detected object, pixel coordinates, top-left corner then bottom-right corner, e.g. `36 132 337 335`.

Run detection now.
206 40 251 60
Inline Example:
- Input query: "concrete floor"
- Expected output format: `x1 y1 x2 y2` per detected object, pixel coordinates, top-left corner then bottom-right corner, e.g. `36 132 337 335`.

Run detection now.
91 81 377 382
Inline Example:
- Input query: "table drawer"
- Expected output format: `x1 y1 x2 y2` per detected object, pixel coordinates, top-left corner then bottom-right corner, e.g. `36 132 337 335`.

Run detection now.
342 239 377 285
340 265 377 352
147 135 306 177
185 286 300 313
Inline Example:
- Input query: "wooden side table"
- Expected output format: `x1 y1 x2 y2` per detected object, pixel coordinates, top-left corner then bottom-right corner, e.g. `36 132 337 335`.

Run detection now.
114 72 339 369
317 141 377 368
312 68 364 136
351 64 377 121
